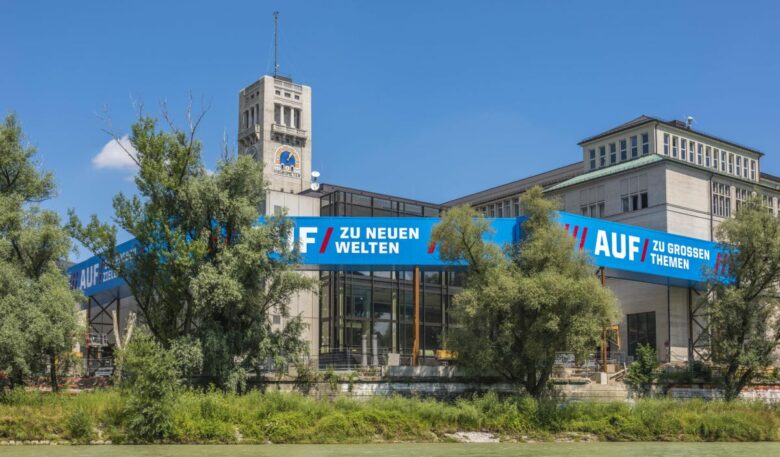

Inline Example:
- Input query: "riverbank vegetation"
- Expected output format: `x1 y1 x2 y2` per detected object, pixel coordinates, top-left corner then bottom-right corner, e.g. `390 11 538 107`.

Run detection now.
1 390 778 444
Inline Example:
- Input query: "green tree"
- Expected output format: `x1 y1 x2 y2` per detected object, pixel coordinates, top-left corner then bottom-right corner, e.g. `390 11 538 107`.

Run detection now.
0 113 81 391
431 186 618 398
706 193 780 401
625 343 658 397
68 112 315 389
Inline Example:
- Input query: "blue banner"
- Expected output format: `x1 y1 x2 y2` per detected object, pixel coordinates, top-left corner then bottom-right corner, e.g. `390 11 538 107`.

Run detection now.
288 216 517 269
68 213 728 296
554 213 726 283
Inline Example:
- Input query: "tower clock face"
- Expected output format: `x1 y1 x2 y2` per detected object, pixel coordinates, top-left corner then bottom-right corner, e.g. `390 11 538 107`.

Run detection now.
279 150 296 167
273 146 301 177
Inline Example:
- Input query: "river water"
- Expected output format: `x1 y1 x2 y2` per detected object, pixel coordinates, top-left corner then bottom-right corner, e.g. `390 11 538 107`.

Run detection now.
0 443 778 457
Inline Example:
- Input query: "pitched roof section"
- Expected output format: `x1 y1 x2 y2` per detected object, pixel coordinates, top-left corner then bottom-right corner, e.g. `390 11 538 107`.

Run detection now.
545 154 664 192
577 115 656 145
579 115 764 157
444 161 583 207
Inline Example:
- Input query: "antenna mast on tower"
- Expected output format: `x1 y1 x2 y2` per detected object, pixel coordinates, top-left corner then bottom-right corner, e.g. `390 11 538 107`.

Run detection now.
273 11 280 77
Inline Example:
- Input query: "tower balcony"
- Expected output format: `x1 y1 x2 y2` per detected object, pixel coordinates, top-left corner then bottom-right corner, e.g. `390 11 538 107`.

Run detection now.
238 124 261 145
271 123 308 139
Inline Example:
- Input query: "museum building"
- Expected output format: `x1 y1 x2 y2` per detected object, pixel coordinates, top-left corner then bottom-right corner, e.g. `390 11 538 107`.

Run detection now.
70 74 780 373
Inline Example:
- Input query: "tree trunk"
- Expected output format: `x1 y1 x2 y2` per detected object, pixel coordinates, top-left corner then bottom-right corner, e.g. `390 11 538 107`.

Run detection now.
49 353 59 393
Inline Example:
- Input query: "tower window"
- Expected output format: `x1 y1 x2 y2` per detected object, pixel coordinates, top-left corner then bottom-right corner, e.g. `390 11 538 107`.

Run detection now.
630 135 638 158
620 139 627 161
642 133 649 154
663 133 669 155
610 143 617 163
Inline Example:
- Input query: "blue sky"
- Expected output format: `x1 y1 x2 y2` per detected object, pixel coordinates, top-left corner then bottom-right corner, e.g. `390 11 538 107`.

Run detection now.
4 1 780 260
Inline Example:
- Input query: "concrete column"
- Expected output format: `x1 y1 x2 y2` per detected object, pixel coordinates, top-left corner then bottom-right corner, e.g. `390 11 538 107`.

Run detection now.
361 333 368 368
372 333 379 367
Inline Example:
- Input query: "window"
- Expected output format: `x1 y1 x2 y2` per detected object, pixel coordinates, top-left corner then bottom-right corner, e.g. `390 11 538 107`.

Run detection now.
663 133 669 155
589 149 596 169
735 187 750 211
274 104 281 124
620 174 649 213
599 146 606 167
735 156 742 177
672 136 678 158
294 95 300 100
627 312 656 358
496 203 503 218
275 90 281 95
713 148 719 169
579 185 605 218
762 195 774 215
750 160 756 180
620 139 627 161
610 143 617 164
680 139 687 161
743 159 749 178
728 153 734 174
642 133 649 155
697 143 703 165
721 150 727 172
705 146 711 167
712 182 731 218
630 135 638 158
513 198 520 216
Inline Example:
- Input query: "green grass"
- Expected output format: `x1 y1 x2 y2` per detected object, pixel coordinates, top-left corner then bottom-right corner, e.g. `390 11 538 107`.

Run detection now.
1 389 778 444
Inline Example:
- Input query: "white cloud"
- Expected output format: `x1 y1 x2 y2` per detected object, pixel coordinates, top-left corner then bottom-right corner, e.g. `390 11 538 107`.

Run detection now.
92 135 139 170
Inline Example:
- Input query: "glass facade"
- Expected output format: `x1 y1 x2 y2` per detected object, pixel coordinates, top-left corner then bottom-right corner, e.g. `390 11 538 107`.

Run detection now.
318 187 463 366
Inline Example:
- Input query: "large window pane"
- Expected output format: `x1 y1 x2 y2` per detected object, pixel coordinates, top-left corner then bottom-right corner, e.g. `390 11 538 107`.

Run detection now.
347 284 371 318
373 285 394 320
423 326 442 353
374 320 395 352
627 311 656 357
423 291 442 325
399 289 413 321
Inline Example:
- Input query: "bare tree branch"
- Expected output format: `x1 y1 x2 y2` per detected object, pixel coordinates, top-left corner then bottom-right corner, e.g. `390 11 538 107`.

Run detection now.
98 105 141 168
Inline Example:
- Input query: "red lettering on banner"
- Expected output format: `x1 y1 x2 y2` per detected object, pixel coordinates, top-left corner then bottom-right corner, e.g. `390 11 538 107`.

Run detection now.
319 227 333 253
641 239 649 262
579 227 588 250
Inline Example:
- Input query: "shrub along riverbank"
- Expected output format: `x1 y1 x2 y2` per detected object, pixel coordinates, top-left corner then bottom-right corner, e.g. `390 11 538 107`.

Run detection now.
0 390 778 444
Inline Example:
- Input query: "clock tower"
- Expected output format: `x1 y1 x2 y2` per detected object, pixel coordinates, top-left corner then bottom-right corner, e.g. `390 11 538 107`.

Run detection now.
238 75 312 194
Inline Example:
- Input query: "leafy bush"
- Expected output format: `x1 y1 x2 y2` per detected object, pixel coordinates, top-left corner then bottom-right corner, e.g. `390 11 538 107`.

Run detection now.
626 343 658 397
122 331 180 441
65 406 94 443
